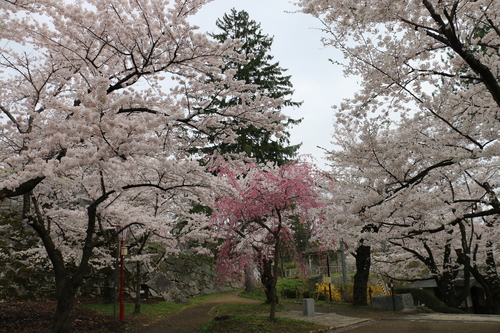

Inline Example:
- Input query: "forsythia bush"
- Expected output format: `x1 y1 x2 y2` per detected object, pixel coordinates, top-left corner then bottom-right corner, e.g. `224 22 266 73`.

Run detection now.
369 284 387 297
315 283 342 301
316 282 387 302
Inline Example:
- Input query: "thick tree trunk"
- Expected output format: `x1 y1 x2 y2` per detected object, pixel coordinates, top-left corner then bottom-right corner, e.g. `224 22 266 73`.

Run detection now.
352 244 371 306
52 283 76 333
27 195 77 333
435 243 460 309
484 245 500 314
267 269 278 321
469 245 500 314
435 273 459 309
260 257 276 305
258 246 279 321
28 194 105 333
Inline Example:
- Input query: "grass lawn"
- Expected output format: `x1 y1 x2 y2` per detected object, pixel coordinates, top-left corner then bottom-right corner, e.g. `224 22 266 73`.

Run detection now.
79 290 236 320
79 279 375 332
80 289 329 332
196 291 328 333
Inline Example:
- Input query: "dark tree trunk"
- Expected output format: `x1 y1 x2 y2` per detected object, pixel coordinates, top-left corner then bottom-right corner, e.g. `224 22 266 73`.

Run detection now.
52 283 76 333
434 242 460 309
258 242 280 322
471 265 500 314
132 232 150 314
22 193 31 219
352 244 371 306
134 261 141 314
455 222 472 307
484 244 500 314
260 257 276 305
469 244 500 314
27 194 78 333
27 193 106 333
434 273 459 309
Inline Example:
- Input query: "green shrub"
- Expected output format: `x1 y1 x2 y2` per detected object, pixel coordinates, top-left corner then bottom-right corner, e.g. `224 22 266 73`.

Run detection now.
277 278 305 290
277 278 317 300
281 288 298 299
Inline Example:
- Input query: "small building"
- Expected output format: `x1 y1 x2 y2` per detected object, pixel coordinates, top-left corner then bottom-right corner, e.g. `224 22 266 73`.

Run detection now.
410 277 487 313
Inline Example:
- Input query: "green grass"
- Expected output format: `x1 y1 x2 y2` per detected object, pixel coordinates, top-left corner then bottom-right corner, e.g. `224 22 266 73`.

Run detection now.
197 289 327 333
80 290 238 319
239 288 266 300
197 315 325 333
278 278 307 290
79 284 340 332
80 301 187 319
239 278 314 301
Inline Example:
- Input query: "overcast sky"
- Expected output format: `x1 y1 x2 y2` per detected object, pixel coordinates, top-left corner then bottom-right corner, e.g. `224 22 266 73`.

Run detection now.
189 0 358 169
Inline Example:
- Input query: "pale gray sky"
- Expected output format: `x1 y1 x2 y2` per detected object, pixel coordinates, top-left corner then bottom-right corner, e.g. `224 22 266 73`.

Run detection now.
190 0 358 169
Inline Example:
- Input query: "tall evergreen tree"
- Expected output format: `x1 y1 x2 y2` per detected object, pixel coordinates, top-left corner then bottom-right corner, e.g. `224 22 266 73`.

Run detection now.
206 8 302 166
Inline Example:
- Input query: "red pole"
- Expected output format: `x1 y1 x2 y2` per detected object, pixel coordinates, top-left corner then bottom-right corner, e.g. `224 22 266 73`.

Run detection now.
119 242 125 321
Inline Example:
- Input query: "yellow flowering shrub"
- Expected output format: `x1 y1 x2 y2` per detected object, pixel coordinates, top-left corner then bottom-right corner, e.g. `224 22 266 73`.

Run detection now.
316 280 388 302
315 282 342 301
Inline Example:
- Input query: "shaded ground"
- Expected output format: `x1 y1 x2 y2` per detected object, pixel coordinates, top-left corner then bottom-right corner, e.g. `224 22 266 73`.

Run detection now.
130 293 409 333
0 293 257 333
282 300 405 320
335 317 500 333
129 291 261 333
4 293 500 333
284 302 500 332
0 300 124 333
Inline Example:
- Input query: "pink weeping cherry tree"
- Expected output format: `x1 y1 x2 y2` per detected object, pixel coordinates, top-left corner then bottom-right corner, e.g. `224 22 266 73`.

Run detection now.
210 158 331 321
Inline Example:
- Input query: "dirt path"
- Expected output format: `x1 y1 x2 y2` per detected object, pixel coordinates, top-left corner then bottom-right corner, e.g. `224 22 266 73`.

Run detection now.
132 291 260 333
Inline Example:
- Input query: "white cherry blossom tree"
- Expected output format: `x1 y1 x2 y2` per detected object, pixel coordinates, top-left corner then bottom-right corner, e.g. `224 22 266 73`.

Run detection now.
298 0 500 311
321 115 500 310
0 0 288 331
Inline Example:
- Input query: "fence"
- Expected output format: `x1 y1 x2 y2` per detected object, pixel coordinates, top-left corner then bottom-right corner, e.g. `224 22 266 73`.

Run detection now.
284 265 356 278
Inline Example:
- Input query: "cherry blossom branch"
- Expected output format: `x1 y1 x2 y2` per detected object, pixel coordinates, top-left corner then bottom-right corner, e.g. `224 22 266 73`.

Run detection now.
420 0 500 108
0 177 46 199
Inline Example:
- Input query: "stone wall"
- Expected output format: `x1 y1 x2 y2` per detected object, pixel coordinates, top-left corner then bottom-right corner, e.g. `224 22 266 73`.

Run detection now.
0 213 56 300
143 256 240 303
0 213 239 302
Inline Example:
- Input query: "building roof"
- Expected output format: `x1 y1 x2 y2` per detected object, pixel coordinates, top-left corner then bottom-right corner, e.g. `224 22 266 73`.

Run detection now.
410 277 483 289
410 279 437 288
